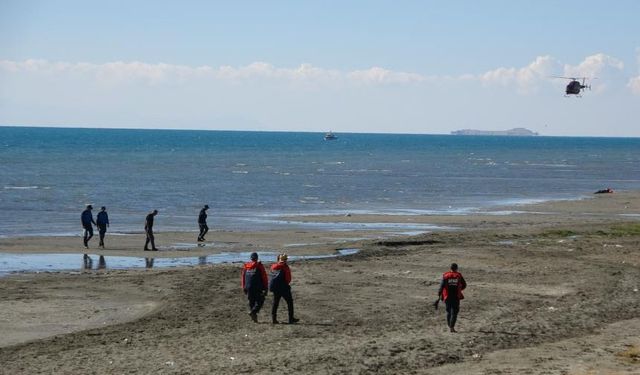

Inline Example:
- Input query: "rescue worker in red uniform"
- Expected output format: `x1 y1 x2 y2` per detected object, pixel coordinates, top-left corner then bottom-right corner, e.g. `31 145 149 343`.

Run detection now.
241 252 269 323
438 263 467 332
269 253 299 324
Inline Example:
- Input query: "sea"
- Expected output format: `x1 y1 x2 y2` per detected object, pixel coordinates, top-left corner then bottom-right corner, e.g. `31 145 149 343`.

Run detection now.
1 126 639 238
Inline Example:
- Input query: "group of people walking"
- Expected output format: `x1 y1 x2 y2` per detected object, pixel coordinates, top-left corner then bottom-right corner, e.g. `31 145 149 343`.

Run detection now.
237 254 466 329
80 204 209 251
81 205 467 332
241 252 299 324
81 205 110 248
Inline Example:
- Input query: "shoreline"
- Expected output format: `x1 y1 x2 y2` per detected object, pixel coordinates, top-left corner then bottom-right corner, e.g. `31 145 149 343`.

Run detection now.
0 191 636 259
0 191 599 239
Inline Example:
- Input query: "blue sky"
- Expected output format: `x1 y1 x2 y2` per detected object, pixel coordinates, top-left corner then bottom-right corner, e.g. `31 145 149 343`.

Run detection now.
1 1 639 136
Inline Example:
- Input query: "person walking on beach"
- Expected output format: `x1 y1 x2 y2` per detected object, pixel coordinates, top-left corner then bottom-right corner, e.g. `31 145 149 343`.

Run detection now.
144 210 158 251
96 206 109 248
241 252 269 323
438 263 467 333
269 253 299 324
81 204 96 248
197 204 209 242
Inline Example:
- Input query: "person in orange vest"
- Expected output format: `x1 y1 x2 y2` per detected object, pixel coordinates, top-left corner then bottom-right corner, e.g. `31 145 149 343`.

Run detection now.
438 263 467 333
269 253 299 324
241 252 269 323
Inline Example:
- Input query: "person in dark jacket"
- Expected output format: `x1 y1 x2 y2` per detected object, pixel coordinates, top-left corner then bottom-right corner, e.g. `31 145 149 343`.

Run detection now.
197 205 209 242
96 206 109 248
241 252 269 323
270 253 299 324
144 210 158 251
438 263 467 333
81 204 96 248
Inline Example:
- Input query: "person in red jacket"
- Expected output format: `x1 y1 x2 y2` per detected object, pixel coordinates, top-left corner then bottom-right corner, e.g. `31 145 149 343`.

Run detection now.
269 253 299 324
438 263 467 333
241 252 269 323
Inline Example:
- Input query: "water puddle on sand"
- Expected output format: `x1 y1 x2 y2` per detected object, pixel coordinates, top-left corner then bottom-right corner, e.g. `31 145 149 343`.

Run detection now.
0 249 359 276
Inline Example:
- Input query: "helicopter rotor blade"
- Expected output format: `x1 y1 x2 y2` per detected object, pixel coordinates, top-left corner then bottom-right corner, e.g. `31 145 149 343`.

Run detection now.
550 76 577 80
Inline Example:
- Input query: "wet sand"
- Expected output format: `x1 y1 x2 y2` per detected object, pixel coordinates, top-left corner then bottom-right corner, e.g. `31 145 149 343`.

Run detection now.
1 191 639 374
0 228 402 257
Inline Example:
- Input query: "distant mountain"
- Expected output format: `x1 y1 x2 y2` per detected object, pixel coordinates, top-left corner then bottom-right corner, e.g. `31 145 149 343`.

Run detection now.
451 127 539 136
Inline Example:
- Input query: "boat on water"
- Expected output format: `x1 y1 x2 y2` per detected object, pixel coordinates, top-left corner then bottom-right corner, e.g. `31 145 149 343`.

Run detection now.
324 131 338 140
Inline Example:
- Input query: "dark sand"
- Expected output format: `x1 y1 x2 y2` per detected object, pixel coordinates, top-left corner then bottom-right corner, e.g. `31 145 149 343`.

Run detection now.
1 192 639 374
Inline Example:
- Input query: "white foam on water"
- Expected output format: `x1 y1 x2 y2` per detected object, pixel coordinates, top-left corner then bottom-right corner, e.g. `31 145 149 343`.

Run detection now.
284 243 324 247
480 210 556 216
240 218 454 232
491 195 589 207
393 231 428 236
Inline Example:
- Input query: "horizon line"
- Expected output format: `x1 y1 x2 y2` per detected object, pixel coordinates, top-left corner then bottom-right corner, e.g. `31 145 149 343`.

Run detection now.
3 124 640 139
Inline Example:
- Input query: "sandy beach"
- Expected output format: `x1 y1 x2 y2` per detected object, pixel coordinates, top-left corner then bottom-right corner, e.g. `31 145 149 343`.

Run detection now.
1 191 639 374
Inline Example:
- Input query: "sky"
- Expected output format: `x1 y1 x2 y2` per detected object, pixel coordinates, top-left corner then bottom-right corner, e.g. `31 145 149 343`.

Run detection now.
1 1 639 136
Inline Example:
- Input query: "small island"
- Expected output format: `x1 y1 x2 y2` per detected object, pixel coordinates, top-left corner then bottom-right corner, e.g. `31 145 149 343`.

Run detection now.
451 127 539 136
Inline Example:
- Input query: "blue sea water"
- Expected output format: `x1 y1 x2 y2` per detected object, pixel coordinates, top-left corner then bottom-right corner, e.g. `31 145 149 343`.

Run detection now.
1 126 639 237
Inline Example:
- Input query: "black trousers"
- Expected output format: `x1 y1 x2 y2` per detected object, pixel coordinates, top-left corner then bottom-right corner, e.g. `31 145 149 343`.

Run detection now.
145 229 156 249
83 225 93 246
272 288 294 322
198 223 208 240
445 298 460 328
97 225 107 246
247 289 265 314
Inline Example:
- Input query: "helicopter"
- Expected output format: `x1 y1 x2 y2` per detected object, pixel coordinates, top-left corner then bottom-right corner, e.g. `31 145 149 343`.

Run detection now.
551 76 594 97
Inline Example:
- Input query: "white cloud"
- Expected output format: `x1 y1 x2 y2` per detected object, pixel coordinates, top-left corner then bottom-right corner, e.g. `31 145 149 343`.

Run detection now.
471 53 625 94
0 59 419 86
562 54 625 93
0 53 629 92
563 53 624 79
628 76 640 94
478 55 558 91
347 67 426 84
627 49 640 95
214 62 345 85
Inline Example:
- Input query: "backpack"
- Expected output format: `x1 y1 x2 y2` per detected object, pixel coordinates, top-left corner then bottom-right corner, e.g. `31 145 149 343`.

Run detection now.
269 268 285 292
244 267 263 291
